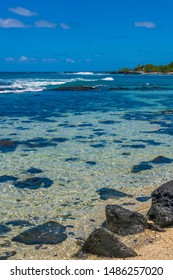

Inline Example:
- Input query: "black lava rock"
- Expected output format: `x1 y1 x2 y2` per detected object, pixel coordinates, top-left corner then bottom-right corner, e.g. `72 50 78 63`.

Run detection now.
151 156 173 164
0 224 11 235
13 177 53 189
0 175 18 183
97 188 131 200
0 251 16 260
81 228 137 258
105 205 147 236
131 162 153 173
136 196 151 202
5 220 34 228
147 180 173 227
12 221 67 245
27 168 43 174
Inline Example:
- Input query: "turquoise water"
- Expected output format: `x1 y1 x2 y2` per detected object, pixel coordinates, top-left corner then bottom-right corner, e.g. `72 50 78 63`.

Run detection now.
0 72 173 258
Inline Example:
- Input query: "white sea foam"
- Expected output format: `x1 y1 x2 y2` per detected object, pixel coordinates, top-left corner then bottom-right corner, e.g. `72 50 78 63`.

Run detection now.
73 72 94 75
0 77 100 93
101 77 114 81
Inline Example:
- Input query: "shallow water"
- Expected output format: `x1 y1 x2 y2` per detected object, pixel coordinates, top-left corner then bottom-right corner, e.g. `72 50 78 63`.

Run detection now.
0 73 173 259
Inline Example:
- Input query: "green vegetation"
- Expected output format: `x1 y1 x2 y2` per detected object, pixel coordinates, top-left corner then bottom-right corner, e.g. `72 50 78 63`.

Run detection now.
118 62 173 74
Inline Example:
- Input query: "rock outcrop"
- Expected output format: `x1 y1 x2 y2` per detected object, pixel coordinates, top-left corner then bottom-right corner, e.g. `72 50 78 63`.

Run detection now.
147 180 173 227
105 205 148 236
81 228 137 258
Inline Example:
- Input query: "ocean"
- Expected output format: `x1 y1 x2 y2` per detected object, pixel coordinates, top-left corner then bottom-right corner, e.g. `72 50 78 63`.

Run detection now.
0 72 173 259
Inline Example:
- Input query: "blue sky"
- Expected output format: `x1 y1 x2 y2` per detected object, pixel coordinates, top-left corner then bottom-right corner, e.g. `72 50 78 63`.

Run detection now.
1 0 173 71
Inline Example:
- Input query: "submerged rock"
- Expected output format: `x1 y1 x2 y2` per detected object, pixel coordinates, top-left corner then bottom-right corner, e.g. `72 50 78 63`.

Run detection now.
81 228 137 258
0 139 17 153
27 168 43 174
97 188 131 200
0 175 17 183
147 180 173 227
0 224 11 235
12 221 67 245
105 205 147 236
14 177 53 189
0 251 16 260
151 156 173 164
136 196 151 202
131 162 153 173
5 220 34 228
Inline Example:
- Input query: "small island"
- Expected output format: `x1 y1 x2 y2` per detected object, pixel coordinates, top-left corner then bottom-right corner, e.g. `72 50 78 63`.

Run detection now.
107 62 173 74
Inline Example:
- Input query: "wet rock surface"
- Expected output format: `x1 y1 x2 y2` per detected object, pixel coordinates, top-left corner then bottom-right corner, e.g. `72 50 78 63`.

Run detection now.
81 228 137 258
147 180 173 227
12 221 67 245
105 205 148 236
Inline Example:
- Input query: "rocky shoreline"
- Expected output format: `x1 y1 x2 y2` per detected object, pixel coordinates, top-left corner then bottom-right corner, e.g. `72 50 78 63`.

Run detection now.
1 180 173 260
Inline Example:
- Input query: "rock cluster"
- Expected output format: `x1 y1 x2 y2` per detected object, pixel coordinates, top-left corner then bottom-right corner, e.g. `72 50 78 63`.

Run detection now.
81 180 173 258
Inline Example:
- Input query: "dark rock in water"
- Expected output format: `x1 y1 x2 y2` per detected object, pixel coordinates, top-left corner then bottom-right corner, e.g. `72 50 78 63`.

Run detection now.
151 156 173 164
0 240 11 248
86 161 97 166
0 175 17 183
0 251 16 260
99 120 116 125
147 180 173 227
122 144 145 149
12 221 67 245
14 177 53 189
105 205 147 236
27 168 43 174
52 137 68 142
49 86 96 91
78 123 93 127
161 110 173 115
122 152 131 155
90 144 105 148
5 220 34 228
131 162 153 173
81 228 137 258
136 196 151 202
0 139 17 153
65 157 79 162
0 224 11 235
97 188 131 200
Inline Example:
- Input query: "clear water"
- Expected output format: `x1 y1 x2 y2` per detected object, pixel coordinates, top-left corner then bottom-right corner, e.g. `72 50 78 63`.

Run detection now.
0 72 173 259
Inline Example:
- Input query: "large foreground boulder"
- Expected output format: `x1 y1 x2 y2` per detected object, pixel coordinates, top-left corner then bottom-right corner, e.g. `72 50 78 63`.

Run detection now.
12 221 67 245
82 228 137 258
105 205 147 236
147 180 173 227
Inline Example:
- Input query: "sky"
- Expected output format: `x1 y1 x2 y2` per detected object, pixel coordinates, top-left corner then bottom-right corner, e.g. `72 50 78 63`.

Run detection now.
1 0 173 71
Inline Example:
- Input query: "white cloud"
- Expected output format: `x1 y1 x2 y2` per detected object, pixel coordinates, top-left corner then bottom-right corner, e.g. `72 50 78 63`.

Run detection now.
5 57 16 61
0 18 29 28
42 58 57 62
35 20 57 28
65 58 75 63
19 56 29 62
9 7 38 17
134 22 156 28
59 22 71 29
